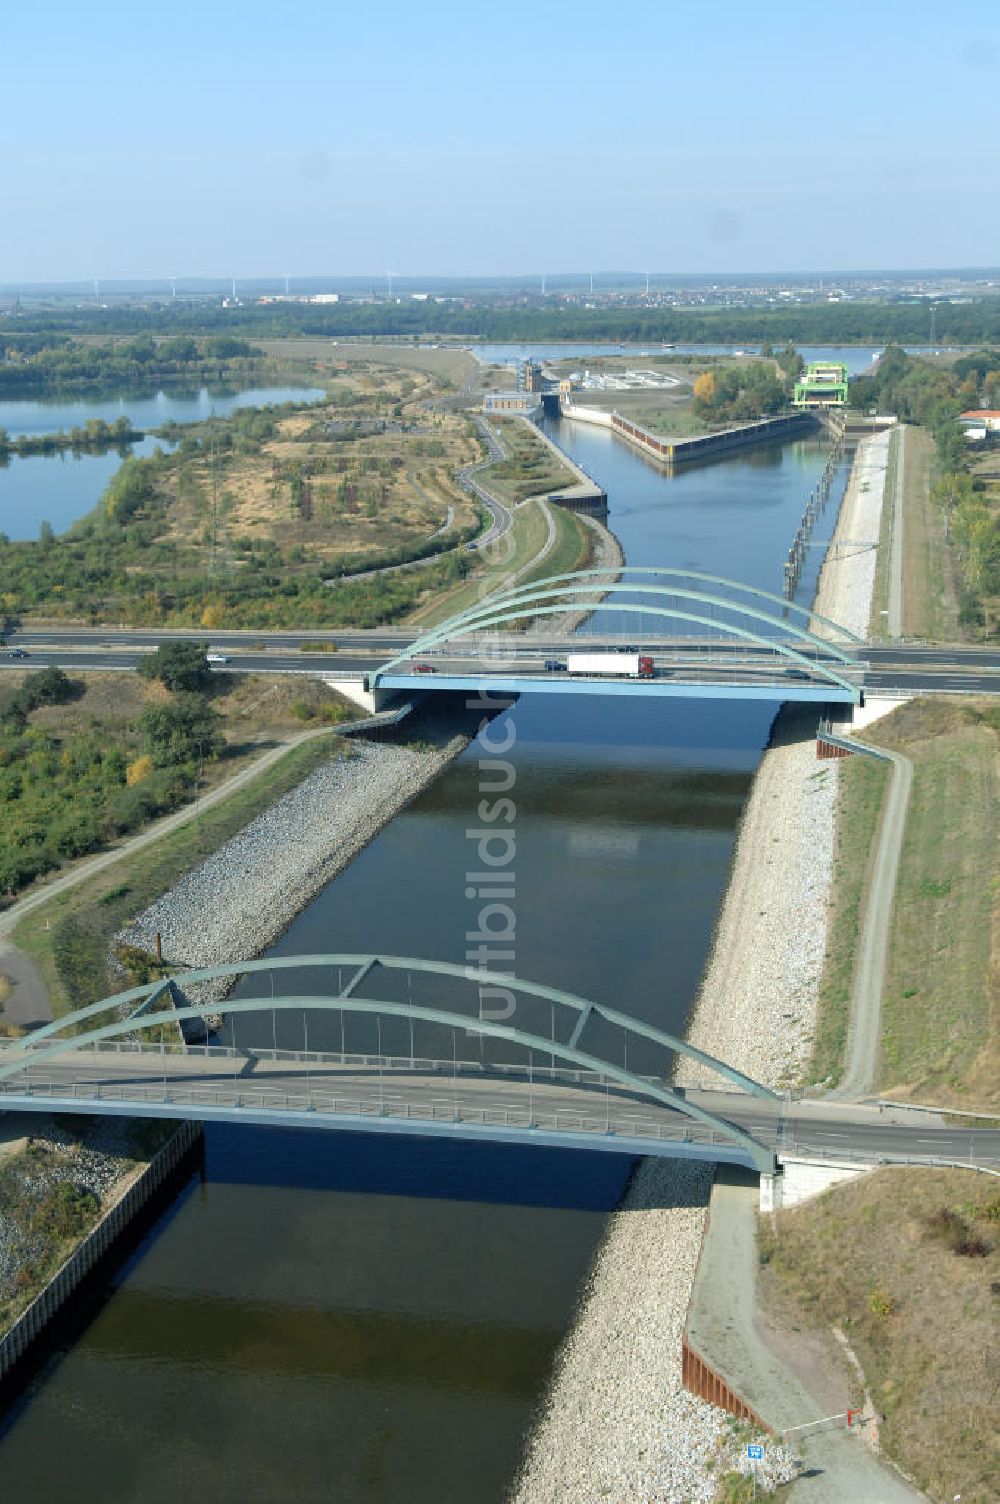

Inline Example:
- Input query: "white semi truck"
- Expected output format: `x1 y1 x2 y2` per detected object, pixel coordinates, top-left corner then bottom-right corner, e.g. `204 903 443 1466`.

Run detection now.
564 652 654 679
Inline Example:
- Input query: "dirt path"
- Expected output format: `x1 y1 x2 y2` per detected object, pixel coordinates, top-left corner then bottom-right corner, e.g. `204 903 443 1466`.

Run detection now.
0 729 333 1029
829 745 913 1101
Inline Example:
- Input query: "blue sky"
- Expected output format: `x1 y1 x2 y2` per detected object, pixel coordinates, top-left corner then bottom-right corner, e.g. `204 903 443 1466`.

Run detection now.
5 0 999 280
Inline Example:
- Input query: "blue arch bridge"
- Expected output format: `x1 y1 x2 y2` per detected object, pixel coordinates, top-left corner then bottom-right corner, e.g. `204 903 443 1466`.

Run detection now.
3 957 997 1181
356 567 867 710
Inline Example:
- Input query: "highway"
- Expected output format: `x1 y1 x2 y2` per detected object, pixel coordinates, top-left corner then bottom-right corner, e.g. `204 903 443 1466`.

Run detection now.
2 636 998 698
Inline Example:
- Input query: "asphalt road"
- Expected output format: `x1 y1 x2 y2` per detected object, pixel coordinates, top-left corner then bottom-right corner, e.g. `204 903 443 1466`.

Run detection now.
2 641 998 698
1 1050 997 1171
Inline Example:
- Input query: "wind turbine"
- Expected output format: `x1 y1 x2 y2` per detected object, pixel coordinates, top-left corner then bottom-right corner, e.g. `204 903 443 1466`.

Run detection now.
386 270 395 299
169 277 177 300
284 273 291 296
541 272 547 296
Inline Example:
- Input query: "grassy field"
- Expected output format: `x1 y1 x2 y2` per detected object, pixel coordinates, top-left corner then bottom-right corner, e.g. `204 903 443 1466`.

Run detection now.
408 500 594 630
811 697 999 1105
759 1165 1000 1504
478 419 580 507
864 698 998 1105
809 753 889 1087
2 359 485 630
259 337 478 388
408 499 552 626
11 730 345 1021
516 503 593 589
869 426 958 641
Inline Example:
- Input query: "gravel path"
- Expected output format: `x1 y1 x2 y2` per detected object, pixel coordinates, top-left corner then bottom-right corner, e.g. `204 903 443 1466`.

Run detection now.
118 738 466 971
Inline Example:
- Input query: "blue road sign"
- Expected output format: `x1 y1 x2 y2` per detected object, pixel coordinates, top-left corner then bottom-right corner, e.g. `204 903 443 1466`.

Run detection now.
747 1444 765 1461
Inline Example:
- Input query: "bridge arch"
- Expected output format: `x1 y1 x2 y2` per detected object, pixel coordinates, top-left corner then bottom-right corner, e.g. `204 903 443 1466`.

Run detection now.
2 955 778 1172
474 566 863 647
373 593 859 696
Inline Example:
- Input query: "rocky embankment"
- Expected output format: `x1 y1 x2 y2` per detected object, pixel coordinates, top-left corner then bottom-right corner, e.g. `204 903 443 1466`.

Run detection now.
676 706 838 1092
812 427 891 635
511 1160 799 1503
118 737 466 973
679 428 891 1093
0 1118 139 1318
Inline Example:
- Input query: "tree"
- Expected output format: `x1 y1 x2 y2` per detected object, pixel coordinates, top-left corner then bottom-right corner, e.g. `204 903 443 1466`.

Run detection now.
139 696 222 768
138 640 212 693
693 371 716 407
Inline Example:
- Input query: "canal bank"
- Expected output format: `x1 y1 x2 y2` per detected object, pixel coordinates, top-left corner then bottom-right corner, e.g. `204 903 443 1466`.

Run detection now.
118 734 470 978
0 1120 201 1387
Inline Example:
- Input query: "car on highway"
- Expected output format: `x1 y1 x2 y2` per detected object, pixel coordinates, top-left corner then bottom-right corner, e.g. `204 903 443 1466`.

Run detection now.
410 662 437 674
7 647 28 659
206 652 230 664
543 659 567 671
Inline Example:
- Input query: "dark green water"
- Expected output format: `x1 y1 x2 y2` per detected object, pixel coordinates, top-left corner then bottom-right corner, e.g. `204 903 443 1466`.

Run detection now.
0 418 849 1502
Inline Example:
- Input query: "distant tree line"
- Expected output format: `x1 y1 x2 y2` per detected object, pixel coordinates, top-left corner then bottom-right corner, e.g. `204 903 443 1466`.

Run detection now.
0 334 264 395
8 300 1000 346
0 415 141 461
853 346 1000 630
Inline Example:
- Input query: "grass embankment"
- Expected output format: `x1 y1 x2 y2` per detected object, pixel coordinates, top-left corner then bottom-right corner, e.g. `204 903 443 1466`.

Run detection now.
479 419 580 507
11 731 344 1022
516 503 593 589
809 754 889 1087
811 698 999 1107
409 501 593 629
869 426 958 640
759 1166 1000 1504
867 699 998 1104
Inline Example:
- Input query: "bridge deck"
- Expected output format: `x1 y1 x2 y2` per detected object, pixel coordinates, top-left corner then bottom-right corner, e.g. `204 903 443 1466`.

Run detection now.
4 1045 998 1173
378 671 857 703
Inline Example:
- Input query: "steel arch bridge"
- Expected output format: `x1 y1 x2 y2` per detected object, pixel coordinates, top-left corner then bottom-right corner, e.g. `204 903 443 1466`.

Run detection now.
0 955 779 1172
368 568 864 703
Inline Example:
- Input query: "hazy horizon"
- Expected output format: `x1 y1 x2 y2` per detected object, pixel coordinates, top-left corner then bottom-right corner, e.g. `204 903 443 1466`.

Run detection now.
7 1 999 282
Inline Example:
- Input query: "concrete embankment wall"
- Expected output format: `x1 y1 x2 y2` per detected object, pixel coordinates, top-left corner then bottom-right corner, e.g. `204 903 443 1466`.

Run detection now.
518 415 607 513
563 402 817 466
0 1121 202 1382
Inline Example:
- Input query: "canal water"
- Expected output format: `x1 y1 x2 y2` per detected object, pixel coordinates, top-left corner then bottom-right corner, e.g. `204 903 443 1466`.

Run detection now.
0 386 325 542
0 404 850 1501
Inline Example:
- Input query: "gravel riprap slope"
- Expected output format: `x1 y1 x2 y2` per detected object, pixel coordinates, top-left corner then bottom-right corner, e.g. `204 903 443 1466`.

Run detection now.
510 1159 799 1503
676 708 838 1093
813 428 891 637
118 738 466 970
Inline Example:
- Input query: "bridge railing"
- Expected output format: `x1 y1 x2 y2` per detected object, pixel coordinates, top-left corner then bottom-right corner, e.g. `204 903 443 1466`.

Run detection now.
0 1076 749 1155
60 1039 766 1101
